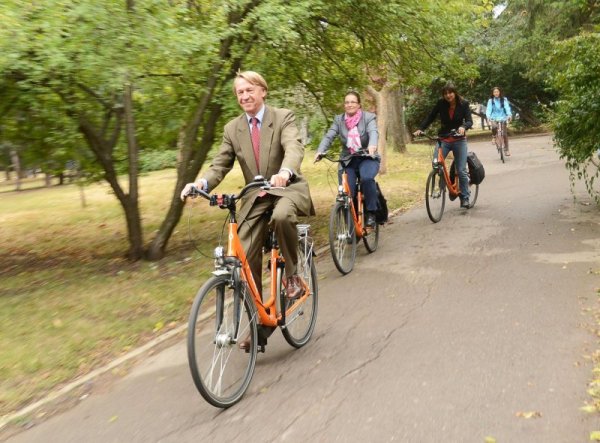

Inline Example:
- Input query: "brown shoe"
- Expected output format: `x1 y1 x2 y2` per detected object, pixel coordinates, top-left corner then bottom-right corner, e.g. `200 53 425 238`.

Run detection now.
286 274 305 300
238 332 252 352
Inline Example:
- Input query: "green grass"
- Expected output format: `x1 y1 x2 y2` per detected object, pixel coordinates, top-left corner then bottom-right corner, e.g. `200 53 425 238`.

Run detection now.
0 145 431 416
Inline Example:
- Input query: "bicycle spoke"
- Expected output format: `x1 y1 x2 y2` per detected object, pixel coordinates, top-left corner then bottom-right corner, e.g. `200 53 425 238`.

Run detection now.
281 236 319 348
187 276 257 408
329 202 356 274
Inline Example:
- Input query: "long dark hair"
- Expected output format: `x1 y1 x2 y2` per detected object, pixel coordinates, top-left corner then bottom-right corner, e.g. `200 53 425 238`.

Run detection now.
441 82 462 105
490 86 504 99
490 86 507 109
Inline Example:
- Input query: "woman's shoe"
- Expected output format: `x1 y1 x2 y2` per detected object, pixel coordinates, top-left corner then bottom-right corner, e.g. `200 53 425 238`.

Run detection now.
366 212 376 228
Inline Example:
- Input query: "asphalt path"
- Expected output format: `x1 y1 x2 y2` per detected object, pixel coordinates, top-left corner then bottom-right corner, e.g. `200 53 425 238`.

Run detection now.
5 135 600 442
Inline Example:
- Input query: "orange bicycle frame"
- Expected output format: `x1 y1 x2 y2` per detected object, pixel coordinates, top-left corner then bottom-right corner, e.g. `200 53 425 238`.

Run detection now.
225 220 310 328
339 170 366 239
435 143 460 199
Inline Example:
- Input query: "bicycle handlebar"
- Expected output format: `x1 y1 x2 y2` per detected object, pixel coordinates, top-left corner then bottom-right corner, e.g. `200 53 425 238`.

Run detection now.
185 176 273 209
314 153 377 163
414 129 465 142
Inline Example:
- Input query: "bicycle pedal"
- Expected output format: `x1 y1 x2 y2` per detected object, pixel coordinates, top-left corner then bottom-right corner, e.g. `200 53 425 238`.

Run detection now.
258 345 266 353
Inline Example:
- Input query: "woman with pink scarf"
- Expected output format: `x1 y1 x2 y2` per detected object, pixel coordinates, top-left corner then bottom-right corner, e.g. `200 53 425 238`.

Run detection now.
315 91 380 227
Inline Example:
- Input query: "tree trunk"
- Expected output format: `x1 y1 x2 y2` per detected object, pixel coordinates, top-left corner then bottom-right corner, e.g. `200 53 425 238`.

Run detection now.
367 84 390 174
78 182 87 208
386 86 403 153
77 111 145 260
299 116 309 145
145 3 260 260
10 149 21 191
145 100 224 260
123 81 144 260
45 172 52 186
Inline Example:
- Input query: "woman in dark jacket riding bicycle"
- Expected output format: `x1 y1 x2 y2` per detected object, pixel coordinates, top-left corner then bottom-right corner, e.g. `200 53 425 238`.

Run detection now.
414 83 473 208
314 91 380 227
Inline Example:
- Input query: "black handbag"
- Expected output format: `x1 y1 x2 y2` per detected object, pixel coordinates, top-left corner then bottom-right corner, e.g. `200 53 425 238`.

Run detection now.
449 151 485 186
374 182 388 224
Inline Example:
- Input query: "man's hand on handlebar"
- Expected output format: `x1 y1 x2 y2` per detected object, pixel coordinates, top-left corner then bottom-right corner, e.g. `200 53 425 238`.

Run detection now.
180 178 207 201
180 183 198 201
270 170 290 188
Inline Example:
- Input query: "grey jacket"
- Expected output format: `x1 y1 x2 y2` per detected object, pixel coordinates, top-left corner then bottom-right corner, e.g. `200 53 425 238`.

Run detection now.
317 111 379 165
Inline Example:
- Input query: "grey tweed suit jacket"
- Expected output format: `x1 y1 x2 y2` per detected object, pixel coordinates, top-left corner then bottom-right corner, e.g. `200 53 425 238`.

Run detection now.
203 105 315 222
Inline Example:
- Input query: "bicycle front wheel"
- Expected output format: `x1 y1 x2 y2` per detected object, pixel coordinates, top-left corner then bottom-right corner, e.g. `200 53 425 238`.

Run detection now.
281 238 318 348
496 133 505 163
187 274 258 408
426 169 446 223
329 200 357 274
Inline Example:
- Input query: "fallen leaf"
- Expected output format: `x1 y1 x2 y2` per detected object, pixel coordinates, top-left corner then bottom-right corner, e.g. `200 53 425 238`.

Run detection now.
109 415 118 423
516 411 542 419
590 431 600 441
484 436 497 443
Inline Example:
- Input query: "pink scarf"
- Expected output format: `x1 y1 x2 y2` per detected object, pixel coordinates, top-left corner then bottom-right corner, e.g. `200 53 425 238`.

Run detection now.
344 109 362 154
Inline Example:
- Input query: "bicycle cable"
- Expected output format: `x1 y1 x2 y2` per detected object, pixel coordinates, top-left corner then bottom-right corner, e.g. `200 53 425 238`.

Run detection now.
185 198 229 260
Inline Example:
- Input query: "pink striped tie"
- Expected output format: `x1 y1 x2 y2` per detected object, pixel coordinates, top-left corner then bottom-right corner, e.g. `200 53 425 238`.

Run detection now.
251 117 260 170
251 117 266 197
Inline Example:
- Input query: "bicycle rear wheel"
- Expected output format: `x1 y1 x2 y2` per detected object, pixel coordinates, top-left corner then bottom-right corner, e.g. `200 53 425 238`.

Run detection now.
329 200 357 274
187 274 258 408
469 182 479 208
425 169 446 223
362 216 379 253
281 237 318 348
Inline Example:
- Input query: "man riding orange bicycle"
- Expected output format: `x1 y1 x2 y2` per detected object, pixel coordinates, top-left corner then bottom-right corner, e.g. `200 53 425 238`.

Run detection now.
181 71 315 350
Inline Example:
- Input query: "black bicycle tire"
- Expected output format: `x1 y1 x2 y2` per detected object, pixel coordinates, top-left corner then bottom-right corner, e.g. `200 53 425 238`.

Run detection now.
496 129 505 163
329 200 357 274
469 183 479 208
281 239 319 348
187 274 258 408
425 169 446 223
363 222 379 253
